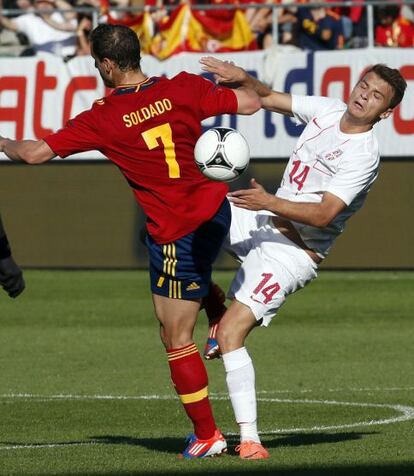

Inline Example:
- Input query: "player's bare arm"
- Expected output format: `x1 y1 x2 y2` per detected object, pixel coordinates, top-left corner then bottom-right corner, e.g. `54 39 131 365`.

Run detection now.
233 87 261 115
0 137 55 164
228 178 346 228
200 56 293 116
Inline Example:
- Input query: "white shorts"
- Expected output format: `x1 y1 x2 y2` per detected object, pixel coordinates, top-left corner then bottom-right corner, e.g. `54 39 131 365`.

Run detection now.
226 204 318 326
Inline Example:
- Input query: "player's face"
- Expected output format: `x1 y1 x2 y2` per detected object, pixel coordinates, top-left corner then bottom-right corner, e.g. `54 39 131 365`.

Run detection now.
348 71 394 124
347 72 394 124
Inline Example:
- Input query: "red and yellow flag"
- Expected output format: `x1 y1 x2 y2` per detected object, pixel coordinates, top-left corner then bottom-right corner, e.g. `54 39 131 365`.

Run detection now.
151 3 256 60
150 4 192 59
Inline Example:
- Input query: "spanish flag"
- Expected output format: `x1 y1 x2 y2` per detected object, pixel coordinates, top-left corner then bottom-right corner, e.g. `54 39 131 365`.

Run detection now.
151 3 256 60
150 4 191 59
189 6 257 53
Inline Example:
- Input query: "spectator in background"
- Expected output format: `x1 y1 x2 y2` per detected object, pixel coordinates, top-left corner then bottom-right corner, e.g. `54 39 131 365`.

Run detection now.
325 0 351 44
297 4 343 50
0 0 78 58
347 0 367 48
326 0 368 47
75 14 92 55
74 0 99 56
242 0 298 49
375 4 414 47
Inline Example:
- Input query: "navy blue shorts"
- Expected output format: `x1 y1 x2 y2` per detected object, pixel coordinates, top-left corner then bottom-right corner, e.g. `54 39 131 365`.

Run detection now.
146 199 231 299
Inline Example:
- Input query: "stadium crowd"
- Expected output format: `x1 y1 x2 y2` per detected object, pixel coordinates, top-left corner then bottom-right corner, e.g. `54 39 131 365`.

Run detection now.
0 0 413 59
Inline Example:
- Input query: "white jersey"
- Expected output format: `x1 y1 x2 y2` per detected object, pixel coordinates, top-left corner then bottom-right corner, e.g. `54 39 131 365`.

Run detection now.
272 95 380 258
14 13 77 57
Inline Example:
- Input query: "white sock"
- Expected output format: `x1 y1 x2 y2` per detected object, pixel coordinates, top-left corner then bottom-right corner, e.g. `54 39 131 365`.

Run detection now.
222 347 260 443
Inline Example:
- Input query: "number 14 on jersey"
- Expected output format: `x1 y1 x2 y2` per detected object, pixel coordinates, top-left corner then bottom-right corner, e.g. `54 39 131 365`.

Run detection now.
289 160 310 191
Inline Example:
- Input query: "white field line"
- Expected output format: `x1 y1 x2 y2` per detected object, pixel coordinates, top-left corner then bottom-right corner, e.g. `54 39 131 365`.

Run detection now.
228 398 414 435
0 392 414 450
0 442 98 450
1 384 414 401
0 393 173 401
255 386 414 395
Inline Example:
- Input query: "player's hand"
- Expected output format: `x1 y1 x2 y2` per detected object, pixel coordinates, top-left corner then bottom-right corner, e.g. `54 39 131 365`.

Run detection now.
228 178 274 211
0 256 25 298
200 56 247 86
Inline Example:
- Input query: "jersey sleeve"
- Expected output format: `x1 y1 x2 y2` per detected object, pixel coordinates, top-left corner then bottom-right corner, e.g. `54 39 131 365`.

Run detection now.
179 73 238 119
327 153 379 206
291 95 343 125
43 107 101 158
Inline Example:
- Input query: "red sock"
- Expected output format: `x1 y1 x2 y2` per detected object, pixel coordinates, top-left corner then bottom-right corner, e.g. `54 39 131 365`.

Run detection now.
167 343 216 439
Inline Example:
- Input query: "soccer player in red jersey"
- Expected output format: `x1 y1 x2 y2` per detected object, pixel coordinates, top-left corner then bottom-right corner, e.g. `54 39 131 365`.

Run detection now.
0 24 260 458
0 214 25 298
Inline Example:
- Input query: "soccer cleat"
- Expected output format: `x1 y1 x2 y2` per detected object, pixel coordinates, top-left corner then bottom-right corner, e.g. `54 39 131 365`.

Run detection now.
235 440 270 460
204 335 221 361
202 282 227 360
180 429 227 459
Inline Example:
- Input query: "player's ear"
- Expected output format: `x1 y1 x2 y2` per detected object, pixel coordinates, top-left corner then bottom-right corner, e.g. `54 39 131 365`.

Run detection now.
379 108 393 120
102 57 113 73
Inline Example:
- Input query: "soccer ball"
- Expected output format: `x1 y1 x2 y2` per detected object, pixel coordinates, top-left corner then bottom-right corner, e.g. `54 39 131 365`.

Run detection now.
194 127 250 182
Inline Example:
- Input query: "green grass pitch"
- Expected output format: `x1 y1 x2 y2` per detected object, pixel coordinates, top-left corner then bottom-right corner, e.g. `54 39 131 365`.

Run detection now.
0 270 413 475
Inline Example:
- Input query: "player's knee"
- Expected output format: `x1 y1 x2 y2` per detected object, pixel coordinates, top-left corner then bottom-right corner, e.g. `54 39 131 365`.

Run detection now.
216 324 227 347
160 327 194 350
217 322 244 353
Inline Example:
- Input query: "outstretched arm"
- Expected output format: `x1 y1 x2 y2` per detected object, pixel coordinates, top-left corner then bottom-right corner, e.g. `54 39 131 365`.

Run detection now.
228 179 347 228
0 137 56 164
200 56 293 116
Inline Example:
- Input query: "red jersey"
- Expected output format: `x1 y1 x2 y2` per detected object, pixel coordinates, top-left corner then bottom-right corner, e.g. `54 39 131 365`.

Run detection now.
44 72 238 244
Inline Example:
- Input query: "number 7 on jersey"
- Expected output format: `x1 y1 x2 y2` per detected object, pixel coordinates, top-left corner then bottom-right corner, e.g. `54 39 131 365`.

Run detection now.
142 123 180 178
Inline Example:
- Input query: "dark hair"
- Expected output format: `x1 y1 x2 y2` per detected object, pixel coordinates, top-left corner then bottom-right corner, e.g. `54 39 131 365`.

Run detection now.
89 24 141 72
365 64 407 109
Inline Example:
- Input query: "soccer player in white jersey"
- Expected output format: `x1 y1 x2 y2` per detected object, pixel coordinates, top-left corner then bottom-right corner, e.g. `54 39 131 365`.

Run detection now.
200 58 407 459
